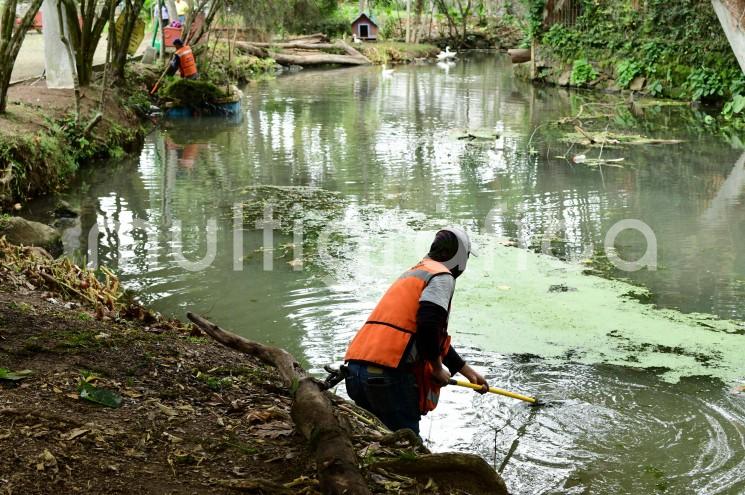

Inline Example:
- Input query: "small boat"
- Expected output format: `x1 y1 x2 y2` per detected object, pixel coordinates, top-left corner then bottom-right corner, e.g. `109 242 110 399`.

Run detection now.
436 46 457 61
164 85 243 121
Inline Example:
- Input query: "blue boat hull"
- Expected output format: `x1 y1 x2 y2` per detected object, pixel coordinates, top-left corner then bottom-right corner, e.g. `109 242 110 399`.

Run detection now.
165 100 242 121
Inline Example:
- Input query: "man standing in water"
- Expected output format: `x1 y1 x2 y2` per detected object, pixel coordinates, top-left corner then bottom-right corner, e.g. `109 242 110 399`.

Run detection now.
344 227 488 435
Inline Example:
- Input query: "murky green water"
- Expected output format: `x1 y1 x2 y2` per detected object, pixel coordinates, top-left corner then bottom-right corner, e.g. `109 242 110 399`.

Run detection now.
36 52 745 493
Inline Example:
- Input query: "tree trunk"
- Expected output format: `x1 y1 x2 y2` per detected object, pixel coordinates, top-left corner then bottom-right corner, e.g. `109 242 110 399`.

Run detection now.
60 0 112 86
0 68 12 114
405 0 412 43
413 0 425 43
0 0 44 113
111 0 145 82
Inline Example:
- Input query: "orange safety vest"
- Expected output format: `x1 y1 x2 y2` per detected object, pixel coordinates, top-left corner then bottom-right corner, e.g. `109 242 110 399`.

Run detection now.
175 45 197 78
345 258 453 414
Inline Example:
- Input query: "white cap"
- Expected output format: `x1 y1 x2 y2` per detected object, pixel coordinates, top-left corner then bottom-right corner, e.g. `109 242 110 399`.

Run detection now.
439 226 475 274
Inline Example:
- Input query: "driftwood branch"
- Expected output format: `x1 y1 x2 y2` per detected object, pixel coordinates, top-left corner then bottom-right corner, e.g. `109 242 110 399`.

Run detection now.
186 312 371 495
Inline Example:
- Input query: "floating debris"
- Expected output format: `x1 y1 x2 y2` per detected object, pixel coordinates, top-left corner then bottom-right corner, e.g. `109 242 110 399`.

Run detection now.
562 126 684 147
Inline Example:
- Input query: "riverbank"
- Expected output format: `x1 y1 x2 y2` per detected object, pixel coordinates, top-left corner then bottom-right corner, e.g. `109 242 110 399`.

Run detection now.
0 81 147 207
0 239 508 494
514 1 744 118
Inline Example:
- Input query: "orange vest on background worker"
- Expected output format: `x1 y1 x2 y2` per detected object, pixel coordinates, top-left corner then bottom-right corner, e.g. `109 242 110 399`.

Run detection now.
344 258 453 413
175 45 197 78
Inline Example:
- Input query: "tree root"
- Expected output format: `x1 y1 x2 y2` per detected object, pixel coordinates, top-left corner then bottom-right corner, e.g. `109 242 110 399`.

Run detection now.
373 453 509 495
186 312 370 495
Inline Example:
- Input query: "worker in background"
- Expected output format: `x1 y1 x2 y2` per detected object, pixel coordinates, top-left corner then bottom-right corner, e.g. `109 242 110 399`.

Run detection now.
168 39 198 80
175 0 189 23
344 227 488 435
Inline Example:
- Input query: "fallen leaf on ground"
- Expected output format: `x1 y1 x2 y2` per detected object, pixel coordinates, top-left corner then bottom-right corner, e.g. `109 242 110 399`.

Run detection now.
63 428 90 441
36 449 58 473
78 382 123 408
252 421 294 439
0 368 32 381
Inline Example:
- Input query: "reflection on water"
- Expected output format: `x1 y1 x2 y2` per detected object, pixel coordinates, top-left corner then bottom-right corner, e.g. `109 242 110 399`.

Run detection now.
33 52 745 494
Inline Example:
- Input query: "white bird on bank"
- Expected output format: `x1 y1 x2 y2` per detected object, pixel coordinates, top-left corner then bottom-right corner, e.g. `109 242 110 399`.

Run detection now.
352 35 362 44
382 65 395 77
436 46 456 60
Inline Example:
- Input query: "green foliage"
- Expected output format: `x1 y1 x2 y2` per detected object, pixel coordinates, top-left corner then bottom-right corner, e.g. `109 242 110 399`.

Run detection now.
56 115 99 163
78 381 123 408
723 94 745 120
646 79 664 97
226 0 339 38
684 67 725 101
520 0 547 41
616 59 642 89
202 43 276 84
539 0 740 107
0 368 32 381
570 58 597 86
124 90 152 118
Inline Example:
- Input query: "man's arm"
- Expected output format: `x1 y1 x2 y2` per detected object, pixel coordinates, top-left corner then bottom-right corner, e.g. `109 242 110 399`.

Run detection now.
416 274 489 392
166 54 180 76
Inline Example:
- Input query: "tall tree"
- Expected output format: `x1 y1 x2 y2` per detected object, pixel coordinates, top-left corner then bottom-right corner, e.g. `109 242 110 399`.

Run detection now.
60 0 115 86
0 0 44 113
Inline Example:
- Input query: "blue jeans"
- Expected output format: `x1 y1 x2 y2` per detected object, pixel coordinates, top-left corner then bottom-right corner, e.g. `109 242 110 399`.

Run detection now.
345 361 421 435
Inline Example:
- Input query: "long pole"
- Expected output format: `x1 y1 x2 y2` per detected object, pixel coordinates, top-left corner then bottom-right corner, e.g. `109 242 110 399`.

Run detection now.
448 379 542 405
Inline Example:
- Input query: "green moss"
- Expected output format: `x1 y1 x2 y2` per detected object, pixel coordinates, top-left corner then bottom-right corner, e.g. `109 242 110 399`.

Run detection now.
58 330 99 349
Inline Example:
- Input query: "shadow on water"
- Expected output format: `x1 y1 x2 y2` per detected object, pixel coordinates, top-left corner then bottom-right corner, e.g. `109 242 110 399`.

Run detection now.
28 51 745 494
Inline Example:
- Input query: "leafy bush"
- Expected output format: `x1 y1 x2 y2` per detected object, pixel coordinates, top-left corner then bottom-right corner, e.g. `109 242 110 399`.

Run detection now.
646 79 664 96
616 59 642 88
723 94 745 120
684 67 725 101
570 58 598 86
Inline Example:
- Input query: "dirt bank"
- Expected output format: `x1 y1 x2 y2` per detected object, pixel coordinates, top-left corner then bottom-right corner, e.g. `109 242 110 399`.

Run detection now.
0 239 509 494
0 79 149 207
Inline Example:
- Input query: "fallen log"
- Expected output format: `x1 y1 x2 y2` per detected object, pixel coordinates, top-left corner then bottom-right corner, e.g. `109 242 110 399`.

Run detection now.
247 41 338 49
271 51 370 66
229 41 269 58
508 48 531 63
337 40 369 61
234 41 370 66
285 32 329 43
186 312 371 495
